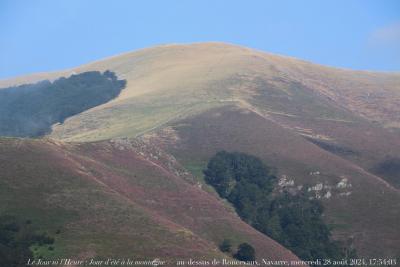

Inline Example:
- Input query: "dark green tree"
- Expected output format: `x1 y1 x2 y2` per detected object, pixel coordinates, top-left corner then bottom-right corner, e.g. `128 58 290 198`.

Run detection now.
234 243 255 261
219 239 232 253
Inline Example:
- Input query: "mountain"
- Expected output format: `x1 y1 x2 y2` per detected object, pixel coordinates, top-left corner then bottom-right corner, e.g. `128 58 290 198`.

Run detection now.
1 42 399 260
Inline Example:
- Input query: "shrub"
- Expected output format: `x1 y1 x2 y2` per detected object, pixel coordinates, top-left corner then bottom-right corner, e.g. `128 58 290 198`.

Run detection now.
234 243 255 261
219 239 232 253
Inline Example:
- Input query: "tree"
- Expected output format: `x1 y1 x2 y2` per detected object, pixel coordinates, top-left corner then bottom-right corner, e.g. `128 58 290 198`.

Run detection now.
234 243 255 261
219 239 232 253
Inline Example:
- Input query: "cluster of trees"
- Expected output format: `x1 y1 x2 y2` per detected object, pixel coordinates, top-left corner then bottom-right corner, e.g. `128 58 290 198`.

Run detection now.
0 70 126 137
0 216 55 267
205 151 356 262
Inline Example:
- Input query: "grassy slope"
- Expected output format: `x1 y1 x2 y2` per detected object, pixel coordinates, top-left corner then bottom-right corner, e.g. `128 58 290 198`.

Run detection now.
0 138 300 263
0 138 221 262
143 105 400 258
0 43 399 140
52 43 400 140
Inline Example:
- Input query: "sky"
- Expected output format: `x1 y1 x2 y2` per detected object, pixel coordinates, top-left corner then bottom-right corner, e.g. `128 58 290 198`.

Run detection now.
0 0 399 79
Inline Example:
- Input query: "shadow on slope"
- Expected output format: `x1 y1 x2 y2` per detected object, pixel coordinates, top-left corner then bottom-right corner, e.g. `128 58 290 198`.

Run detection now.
304 137 358 157
371 158 400 189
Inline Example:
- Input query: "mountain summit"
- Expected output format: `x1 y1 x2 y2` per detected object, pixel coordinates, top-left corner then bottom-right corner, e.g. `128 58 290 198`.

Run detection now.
1 43 399 142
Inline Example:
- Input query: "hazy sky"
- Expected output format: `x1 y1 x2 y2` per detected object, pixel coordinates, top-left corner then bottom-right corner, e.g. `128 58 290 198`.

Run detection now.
1 0 399 79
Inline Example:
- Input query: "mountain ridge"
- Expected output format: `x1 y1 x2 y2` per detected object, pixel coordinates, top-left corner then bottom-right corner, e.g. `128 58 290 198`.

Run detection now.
1 42 400 85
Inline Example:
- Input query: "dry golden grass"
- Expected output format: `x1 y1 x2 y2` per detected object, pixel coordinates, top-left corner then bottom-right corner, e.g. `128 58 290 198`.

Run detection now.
1 42 399 142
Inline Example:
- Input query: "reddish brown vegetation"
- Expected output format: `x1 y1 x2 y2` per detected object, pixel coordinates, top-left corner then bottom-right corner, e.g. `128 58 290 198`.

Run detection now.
147 105 400 258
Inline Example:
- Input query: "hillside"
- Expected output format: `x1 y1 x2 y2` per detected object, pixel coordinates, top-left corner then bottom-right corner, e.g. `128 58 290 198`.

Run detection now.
1 42 399 260
0 138 300 264
143 105 400 258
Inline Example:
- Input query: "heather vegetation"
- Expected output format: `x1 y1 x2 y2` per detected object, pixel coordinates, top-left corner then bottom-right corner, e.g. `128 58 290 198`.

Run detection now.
0 71 126 137
205 151 356 263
